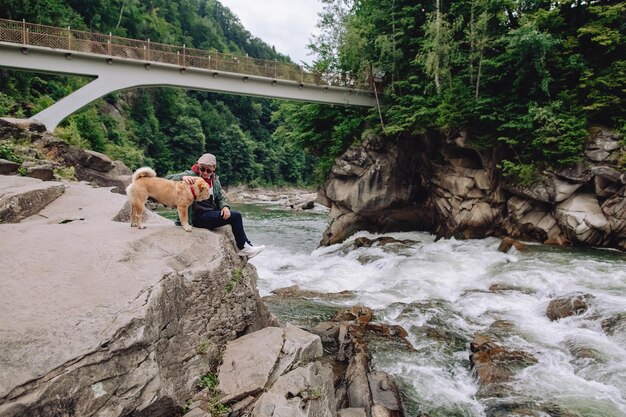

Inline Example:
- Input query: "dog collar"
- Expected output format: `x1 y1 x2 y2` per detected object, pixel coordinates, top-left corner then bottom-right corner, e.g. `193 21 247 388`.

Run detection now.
189 184 198 200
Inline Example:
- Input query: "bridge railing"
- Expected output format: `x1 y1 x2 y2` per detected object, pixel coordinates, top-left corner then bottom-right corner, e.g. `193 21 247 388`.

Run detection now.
0 18 369 90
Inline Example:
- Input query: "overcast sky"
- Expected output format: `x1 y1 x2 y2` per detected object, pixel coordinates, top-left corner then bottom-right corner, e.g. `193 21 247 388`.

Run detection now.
219 0 324 65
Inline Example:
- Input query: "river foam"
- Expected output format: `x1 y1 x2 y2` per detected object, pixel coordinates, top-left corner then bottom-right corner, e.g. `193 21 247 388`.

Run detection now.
240 203 626 417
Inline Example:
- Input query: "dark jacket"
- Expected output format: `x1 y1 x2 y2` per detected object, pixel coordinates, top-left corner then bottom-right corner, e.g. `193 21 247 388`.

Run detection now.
166 166 229 226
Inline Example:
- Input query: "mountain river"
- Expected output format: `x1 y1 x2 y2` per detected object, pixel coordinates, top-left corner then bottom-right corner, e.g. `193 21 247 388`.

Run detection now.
234 202 625 417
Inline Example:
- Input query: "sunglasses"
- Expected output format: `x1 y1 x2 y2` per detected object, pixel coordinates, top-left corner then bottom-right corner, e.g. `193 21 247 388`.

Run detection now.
198 166 215 173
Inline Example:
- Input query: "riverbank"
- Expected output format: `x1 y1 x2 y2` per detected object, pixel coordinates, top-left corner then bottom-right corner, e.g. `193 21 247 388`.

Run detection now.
224 184 322 211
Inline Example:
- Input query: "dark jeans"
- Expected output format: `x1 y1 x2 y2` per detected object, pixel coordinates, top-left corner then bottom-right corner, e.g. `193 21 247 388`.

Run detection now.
193 209 249 250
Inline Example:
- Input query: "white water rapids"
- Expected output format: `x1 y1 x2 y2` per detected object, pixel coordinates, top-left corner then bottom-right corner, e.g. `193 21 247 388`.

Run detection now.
237 202 626 417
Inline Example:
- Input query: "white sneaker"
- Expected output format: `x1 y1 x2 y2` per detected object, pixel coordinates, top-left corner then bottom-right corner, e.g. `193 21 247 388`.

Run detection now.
238 245 265 259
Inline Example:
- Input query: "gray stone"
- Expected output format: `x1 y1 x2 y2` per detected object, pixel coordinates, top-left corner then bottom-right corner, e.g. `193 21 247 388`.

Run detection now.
0 175 65 223
586 149 611 162
185 408 211 417
252 362 336 417
590 165 623 182
25 166 55 181
338 408 367 417
369 372 402 414
269 324 323 385
318 133 431 245
555 192 609 245
218 327 285 404
602 191 626 239
81 149 115 172
0 180 271 416
0 159 20 175
345 352 371 411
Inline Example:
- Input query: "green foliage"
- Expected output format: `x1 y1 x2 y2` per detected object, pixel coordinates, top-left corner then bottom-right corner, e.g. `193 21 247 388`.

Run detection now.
303 0 625 176
0 0 310 186
226 267 243 293
498 160 540 188
104 143 145 171
2 0 623 184
0 142 21 163
195 372 230 416
195 339 210 355
197 373 218 390
182 399 192 414
0 93 17 115
272 101 368 182
528 102 586 167
54 120 91 149
53 166 76 181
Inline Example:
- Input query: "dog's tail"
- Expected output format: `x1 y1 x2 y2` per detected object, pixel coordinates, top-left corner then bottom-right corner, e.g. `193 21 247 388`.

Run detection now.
131 167 157 183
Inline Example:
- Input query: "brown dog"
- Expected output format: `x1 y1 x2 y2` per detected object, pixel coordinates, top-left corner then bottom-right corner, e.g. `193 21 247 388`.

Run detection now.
126 167 211 231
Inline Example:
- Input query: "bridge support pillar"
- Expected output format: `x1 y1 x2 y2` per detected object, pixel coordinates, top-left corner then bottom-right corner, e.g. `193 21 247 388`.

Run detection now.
30 75 130 131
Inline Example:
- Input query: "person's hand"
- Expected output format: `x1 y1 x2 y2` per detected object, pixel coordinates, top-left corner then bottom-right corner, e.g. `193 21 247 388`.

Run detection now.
182 176 196 184
221 207 231 219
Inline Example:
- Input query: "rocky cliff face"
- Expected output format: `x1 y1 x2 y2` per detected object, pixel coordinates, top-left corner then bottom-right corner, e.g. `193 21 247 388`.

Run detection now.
318 128 626 251
0 176 272 416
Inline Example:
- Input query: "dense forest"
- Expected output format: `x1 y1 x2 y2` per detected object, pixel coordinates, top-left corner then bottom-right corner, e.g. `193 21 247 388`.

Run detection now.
278 0 625 185
0 0 624 187
0 0 329 185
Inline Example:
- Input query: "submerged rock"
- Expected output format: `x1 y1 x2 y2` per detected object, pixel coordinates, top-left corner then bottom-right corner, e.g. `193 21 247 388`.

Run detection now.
546 294 594 321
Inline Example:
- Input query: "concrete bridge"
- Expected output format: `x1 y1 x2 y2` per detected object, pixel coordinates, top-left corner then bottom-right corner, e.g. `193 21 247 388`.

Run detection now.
0 19 377 131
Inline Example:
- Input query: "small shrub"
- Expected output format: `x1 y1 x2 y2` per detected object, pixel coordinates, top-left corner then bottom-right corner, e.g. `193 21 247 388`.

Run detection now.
197 373 218 390
0 142 22 163
498 160 540 188
195 373 230 416
196 339 210 355
226 268 243 293
54 120 90 149
53 166 76 181
182 399 192 414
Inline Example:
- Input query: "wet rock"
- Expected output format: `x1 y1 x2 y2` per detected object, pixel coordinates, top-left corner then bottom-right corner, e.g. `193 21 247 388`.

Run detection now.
333 306 373 324
470 334 537 387
306 304 406 416
488 284 535 295
546 294 594 321
543 235 570 246
352 236 416 249
268 285 354 301
318 126 626 252
602 191 626 242
345 352 372 413
497 236 528 253
601 312 626 337
369 372 403 417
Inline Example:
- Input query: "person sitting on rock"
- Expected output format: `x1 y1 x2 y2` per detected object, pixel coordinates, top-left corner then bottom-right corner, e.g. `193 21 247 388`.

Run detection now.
167 153 264 258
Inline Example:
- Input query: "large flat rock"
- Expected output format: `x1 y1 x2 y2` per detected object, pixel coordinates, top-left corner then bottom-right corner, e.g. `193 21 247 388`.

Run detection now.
0 177 268 416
